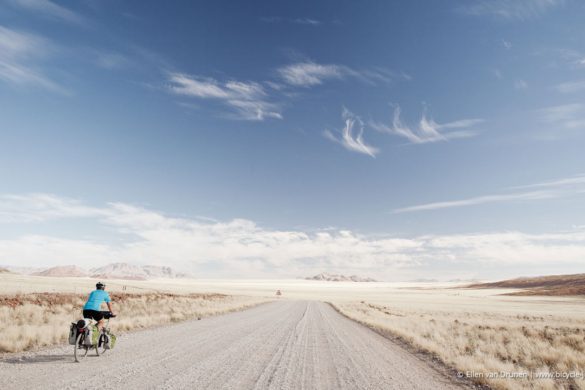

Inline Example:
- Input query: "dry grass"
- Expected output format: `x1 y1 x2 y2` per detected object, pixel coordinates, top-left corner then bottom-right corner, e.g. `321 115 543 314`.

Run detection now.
0 292 269 353
4 273 585 389
334 301 585 390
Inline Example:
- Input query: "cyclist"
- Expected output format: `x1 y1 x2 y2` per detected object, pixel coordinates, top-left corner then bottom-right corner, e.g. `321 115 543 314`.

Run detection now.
83 282 116 330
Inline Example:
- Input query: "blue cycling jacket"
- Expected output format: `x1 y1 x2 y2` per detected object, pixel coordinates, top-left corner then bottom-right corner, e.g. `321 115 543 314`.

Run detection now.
83 289 111 311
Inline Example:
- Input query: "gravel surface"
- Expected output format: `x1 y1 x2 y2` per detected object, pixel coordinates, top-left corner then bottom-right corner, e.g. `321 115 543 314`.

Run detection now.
0 300 462 389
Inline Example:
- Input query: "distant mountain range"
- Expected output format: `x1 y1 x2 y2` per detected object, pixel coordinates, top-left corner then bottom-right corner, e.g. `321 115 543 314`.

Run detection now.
0 267 11 273
305 272 378 282
90 263 186 280
4 262 187 280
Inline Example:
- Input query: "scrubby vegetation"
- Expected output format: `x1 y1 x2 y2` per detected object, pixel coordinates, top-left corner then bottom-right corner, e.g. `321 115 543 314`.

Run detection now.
334 301 585 390
0 292 268 353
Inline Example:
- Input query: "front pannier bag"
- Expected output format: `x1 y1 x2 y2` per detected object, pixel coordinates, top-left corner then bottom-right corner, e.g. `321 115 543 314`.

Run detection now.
105 331 117 350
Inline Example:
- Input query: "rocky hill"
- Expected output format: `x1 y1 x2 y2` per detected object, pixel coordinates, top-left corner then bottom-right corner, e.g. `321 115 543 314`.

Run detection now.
468 273 585 296
32 265 88 277
305 272 378 282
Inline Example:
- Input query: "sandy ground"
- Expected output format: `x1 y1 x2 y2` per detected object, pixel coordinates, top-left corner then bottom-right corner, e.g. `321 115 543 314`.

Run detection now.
3 273 584 320
0 300 462 390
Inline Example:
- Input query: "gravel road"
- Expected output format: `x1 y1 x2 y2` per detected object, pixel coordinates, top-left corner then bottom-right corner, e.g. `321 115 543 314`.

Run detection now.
0 300 462 390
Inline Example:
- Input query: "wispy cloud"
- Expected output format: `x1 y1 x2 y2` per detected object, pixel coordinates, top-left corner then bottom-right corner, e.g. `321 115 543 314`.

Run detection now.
514 79 528 89
278 62 344 87
9 0 83 24
324 109 379 157
2 193 585 279
261 17 322 26
278 61 406 87
167 61 406 120
0 193 104 223
370 105 482 144
94 51 130 70
458 0 564 21
0 25 66 93
293 18 321 26
394 190 557 213
553 48 585 69
555 80 585 94
513 174 585 189
539 103 585 129
167 73 282 121
393 174 585 213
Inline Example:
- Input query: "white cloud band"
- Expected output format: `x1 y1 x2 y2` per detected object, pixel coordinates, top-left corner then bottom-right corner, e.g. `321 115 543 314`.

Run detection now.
1 194 585 280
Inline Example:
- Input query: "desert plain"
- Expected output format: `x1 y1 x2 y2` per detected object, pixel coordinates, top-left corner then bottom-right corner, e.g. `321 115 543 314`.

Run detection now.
1 273 585 390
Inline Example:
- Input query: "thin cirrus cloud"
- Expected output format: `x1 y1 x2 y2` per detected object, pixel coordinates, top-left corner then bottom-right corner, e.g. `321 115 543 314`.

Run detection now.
293 18 321 26
94 51 130 70
393 174 585 213
2 193 585 280
323 109 379 158
260 17 322 26
0 25 66 93
323 105 481 157
278 62 344 87
458 0 565 21
514 79 528 90
539 103 585 129
167 60 406 120
277 61 405 87
167 72 282 121
370 105 483 144
555 80 585 94
393 190 558 214
513 174 585 189
0 193 104 223
9 0 83 24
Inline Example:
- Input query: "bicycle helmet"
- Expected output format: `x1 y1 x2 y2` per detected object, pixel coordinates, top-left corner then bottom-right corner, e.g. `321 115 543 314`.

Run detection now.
96 282 105 290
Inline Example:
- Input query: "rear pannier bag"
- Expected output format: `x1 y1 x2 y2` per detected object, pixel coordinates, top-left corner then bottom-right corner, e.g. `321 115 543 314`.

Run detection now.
83 326 97 346
68 323 78 345
91 325 100 346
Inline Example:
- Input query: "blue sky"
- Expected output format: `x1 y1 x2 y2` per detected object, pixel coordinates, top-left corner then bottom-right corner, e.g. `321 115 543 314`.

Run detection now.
1 0 585 280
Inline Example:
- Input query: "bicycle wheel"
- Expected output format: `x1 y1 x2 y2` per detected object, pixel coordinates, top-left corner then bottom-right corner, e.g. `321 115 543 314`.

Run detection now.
74 333 89 362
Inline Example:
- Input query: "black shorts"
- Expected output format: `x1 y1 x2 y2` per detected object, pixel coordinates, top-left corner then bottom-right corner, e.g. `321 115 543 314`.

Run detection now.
83 310 108 321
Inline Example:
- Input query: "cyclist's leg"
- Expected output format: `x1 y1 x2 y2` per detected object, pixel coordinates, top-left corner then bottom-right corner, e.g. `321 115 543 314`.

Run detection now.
94 311 105 330
83 310 105 330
